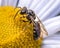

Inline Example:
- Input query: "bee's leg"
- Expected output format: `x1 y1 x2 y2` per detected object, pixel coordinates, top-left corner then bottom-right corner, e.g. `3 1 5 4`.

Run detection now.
14 10 20 19
14 7 21 11
14 7 27 19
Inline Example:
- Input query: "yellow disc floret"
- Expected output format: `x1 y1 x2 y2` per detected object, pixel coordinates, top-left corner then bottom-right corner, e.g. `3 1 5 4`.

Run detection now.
0 6 42 48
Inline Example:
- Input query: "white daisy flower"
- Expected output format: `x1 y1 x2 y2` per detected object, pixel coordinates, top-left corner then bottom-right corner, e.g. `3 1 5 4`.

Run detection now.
0 0 60 48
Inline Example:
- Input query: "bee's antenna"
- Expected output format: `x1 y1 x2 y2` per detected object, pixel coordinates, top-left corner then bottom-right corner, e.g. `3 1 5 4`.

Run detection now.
16 0 19 8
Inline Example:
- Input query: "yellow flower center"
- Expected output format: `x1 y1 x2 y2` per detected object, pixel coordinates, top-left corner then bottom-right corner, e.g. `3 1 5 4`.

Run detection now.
0 6 42 48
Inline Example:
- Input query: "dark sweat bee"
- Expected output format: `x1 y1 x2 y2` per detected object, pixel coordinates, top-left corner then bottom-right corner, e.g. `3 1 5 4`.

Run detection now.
14 7 48 40
0 6 48 48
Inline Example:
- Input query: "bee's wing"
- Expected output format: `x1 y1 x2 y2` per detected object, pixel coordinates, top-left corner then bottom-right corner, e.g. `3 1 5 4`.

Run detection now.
36 16 48 36
40 21 48 35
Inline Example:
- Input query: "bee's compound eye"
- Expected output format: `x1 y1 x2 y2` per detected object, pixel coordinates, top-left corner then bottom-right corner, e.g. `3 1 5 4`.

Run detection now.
20 7 27 14
27 10 36 19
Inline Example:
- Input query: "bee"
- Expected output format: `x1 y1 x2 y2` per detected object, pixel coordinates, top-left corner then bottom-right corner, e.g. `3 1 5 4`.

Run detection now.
14 7 48 40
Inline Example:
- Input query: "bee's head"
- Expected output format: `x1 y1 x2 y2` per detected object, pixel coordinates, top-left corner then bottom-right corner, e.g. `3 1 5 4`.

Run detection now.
14 7 36 22
20 7 36 22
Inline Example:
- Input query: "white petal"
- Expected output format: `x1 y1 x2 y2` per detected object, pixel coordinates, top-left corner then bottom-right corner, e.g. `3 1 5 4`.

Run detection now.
39 0 60 21
43 16 60 26
38 0 55 16
8 0 18 7
42 45 60 48
1 0 8 6
42 16 60 38
42 32 60 48
29 0 42 9
44 21 60 37
0 0 2 6
18 0 32 8
1 0 18 7
30 0 49 14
